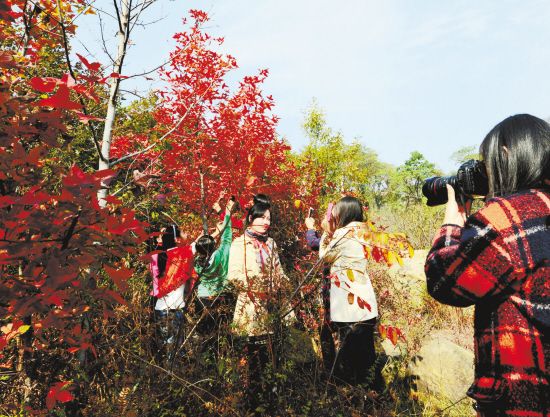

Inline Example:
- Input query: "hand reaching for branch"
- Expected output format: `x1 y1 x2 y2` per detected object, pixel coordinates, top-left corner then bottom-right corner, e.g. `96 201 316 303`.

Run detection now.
226 199 236 215
212 201 222 215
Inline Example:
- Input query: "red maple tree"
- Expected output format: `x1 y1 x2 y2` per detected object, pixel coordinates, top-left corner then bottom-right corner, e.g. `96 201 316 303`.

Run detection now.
111 10 304 222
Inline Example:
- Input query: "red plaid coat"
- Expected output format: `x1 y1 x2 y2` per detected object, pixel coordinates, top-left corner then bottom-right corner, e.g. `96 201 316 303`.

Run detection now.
425 189 550 416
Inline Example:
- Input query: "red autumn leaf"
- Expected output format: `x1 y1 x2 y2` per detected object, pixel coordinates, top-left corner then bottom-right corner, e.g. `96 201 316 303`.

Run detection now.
356 296 371 311
108 72 128 79
0 51 17 68
103 265 132 291
93 169 118 184
379 325 387 340
102 195 122 205
387 327 398 346
76 53 101 72
37 85 82 110
46 381 74 409
63 165 91 187
46 294 63 307
75 112 103 124
105 289 127 305
329 273 340 288
371 247 383 263
30 77 60 93
61 73 76 88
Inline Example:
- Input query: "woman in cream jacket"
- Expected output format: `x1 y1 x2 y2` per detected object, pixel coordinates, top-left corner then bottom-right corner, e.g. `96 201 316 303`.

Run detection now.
227 195 290 406
319 196 379 385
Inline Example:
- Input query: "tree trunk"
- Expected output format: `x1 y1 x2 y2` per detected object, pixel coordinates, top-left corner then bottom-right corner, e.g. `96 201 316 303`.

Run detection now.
97 0 131 207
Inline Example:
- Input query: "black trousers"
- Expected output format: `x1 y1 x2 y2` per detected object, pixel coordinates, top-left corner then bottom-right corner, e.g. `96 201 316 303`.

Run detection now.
194 292 236 335
325 319 377 385
154 309 185 363
244 334 275 411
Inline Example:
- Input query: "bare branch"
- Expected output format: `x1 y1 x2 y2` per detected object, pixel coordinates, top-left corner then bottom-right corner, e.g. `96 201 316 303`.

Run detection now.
98 12 116 65
112 0 124 33
61 210 82 250
77 0 119 21
128 0 151 33
124 41 192 80
131 13 167 28
119 89 146 99
55 0 107 163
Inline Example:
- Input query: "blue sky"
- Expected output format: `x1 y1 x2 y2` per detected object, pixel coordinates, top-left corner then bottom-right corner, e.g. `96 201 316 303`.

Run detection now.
76 0 550 173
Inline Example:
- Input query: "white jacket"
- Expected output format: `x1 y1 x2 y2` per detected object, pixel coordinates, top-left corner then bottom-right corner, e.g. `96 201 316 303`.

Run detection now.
319 221 378 322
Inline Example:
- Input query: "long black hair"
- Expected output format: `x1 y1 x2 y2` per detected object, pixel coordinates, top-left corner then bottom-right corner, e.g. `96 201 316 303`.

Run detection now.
157 225 179 277
195 234 216 268
246 194 271 226
333 196 364 228
480 114 550 197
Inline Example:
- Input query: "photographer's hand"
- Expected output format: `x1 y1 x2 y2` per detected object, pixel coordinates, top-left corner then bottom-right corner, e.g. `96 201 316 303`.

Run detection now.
443 185 469 227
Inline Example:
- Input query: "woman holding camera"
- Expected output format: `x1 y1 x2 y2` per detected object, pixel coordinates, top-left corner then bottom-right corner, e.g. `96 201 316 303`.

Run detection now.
425 114 549 416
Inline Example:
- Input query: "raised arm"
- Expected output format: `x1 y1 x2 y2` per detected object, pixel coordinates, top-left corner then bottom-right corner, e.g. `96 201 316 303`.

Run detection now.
425 200 519 307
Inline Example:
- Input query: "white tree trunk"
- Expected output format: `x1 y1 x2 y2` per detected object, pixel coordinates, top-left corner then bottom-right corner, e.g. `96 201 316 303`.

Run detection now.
97 0 131 207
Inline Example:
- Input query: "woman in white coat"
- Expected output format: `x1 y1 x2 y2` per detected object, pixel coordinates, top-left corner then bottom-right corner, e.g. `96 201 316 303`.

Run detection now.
319 196 379 385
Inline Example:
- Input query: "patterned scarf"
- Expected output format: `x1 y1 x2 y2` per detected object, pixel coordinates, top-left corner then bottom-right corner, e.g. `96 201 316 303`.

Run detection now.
245 229 277 272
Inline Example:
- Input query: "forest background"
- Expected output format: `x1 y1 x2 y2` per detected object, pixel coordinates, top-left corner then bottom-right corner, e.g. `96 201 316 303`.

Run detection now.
0 1 537 416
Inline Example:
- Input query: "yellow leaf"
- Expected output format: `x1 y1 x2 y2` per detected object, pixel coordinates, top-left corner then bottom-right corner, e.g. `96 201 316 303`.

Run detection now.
84 7 96 15
346 269 355 282
387 251 397 265
363 245 371 259
18 325 31 335
408 246 415 258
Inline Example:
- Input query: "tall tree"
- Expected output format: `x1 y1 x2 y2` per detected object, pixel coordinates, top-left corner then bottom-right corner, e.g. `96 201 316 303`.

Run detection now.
450 145 479 167
298 101 382 206
111 10 299 227
390 151 440 207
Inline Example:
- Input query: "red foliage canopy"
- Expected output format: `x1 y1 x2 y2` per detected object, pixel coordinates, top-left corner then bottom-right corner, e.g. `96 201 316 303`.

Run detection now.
111 10 303 217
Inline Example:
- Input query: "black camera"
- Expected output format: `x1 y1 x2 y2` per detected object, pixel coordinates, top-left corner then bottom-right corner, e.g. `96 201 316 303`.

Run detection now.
422 159 489 206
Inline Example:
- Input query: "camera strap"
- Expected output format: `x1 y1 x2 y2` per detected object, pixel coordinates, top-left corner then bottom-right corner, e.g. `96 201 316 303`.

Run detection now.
457 193 473 218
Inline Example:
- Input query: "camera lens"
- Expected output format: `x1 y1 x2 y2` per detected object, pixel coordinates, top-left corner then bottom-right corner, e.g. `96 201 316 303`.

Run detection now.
422 176 458 206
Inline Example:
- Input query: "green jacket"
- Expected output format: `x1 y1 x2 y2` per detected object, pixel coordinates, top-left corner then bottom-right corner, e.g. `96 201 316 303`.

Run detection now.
196 214 232 298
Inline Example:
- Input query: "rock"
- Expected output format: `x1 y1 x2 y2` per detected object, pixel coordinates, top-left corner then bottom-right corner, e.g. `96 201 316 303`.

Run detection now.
408 331 474 403
388 249 429 308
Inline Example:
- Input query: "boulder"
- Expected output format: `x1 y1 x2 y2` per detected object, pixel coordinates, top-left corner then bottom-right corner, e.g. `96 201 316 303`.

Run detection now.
408 331 474 403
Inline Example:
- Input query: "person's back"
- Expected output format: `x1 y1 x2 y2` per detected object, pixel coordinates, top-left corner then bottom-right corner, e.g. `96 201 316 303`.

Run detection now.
320 221 378 322
318 196 380 386
196 213 233 298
